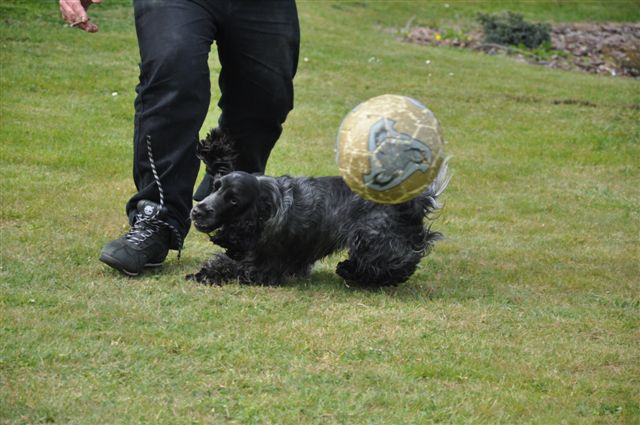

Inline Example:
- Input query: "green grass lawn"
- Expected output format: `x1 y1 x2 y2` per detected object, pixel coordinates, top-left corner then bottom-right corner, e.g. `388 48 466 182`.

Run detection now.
1 1 639 423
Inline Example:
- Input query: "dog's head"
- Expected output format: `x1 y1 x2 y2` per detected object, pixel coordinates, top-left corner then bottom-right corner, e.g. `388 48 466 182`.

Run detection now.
196 127 238 182
191 171 261 234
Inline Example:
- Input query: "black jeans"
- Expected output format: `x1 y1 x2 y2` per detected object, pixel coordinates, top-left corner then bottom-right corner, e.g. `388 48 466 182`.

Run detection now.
126 0 299 248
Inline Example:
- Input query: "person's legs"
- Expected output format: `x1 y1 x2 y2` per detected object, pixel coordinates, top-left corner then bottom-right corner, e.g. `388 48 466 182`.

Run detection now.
127 0 219 248
216 0 300 174
193 0 299 200
101 0 219 275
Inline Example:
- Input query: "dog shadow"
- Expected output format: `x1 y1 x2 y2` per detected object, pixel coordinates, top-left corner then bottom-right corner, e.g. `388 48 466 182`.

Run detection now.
173 251 455 302
278 267 443 303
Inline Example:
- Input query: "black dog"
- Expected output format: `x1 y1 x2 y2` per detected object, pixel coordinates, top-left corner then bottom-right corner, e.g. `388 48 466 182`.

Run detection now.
187 129 449 287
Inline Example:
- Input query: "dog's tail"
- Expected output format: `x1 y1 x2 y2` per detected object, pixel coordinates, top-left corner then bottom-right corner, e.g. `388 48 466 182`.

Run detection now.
196 127 239 166
413 157 451 216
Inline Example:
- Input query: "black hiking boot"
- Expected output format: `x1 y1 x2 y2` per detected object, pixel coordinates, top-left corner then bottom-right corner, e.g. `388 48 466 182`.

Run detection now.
99 200 172 276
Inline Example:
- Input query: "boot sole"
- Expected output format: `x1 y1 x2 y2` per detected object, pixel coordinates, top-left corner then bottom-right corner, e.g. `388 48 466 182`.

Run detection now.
99 253 164 277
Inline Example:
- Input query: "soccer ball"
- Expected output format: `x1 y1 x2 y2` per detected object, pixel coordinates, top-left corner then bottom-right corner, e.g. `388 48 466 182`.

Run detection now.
336 94 446 204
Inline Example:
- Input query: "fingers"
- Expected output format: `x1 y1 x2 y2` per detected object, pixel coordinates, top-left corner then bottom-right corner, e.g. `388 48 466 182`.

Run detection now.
76 20 99 33
59 0 100 33
60 0 88 25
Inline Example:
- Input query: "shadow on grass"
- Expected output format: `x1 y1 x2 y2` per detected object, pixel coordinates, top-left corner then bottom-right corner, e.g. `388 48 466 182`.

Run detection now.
90 249 494 304
279 268 492 304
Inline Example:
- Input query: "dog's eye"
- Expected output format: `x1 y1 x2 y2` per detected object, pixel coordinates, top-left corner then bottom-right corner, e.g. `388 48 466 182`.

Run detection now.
225 192 238 205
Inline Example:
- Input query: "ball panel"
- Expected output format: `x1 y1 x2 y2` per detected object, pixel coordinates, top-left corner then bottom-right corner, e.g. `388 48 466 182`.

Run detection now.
336 94 445 204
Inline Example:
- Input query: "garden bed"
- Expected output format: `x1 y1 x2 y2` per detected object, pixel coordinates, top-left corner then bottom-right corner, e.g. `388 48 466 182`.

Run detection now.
406 22 640 77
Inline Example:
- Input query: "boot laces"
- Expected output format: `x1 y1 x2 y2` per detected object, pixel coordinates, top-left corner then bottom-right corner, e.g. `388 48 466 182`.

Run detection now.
124 213 167 245
136 135 184 258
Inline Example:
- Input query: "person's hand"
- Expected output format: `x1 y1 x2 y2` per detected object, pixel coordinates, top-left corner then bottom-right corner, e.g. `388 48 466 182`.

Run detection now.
59 0 103 33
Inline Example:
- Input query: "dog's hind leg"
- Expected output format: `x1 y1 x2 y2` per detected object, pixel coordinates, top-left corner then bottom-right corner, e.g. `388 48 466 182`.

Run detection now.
336 256 419 287
186 253 240 285
336 232 423 287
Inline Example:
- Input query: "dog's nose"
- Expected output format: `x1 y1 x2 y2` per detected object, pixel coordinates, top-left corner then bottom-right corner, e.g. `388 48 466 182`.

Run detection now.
191 204 206 220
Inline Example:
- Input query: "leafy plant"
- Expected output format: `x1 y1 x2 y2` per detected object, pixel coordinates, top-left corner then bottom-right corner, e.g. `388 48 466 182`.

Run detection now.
513 40 568 61
478 11 551 49
441 28 472 42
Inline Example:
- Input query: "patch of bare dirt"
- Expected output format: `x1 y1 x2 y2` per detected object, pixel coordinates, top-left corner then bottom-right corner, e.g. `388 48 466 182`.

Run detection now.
405 23 640 78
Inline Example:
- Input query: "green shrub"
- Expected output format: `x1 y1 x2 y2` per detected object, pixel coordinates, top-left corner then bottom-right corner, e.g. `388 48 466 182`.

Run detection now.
478 12 551 49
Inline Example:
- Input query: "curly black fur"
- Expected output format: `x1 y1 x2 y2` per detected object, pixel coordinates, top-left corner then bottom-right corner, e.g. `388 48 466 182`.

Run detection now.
196 127 239 184
187 128 450 287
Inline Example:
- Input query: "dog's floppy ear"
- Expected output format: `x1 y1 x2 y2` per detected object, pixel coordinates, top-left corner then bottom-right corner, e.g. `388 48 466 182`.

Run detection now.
255 177 282 224
257 193 274 223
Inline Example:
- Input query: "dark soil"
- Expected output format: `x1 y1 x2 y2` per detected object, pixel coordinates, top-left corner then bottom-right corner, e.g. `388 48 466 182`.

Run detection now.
405 22 640 78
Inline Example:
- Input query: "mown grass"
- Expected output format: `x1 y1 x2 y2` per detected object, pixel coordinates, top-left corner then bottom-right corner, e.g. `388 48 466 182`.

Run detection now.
1 1 639 423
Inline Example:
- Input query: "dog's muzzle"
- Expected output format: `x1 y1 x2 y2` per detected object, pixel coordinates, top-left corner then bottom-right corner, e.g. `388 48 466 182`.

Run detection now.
190 204 220 233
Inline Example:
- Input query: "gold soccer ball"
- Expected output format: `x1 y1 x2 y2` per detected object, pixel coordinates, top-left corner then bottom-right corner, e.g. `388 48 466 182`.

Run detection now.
336 94 446 204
